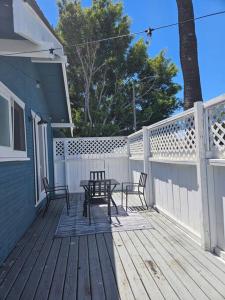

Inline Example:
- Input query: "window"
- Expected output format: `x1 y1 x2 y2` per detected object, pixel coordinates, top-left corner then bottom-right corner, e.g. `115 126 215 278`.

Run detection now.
0 96 10 147
0 82 28 161
13 102 26 151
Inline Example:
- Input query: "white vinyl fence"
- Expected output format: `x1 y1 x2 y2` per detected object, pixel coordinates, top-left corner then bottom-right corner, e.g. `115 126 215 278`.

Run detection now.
54 136 129 193
53 94 225 255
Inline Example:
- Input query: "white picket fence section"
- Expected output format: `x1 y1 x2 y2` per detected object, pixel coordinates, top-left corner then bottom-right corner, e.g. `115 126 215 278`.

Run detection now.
53 94 225 256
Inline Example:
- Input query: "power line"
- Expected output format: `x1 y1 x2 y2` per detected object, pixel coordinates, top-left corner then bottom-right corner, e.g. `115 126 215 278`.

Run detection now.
0 10 225 57
0 9 224 83
153 10 225 31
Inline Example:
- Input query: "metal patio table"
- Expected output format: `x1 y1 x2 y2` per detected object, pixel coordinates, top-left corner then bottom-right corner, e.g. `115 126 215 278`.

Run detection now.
80 179 119 217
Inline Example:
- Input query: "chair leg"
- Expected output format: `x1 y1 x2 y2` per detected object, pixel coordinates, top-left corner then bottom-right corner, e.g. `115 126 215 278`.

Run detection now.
68 193 70 209
138 191 144 207
121 183 124 207
88 200 91 225
83 191 87 217
83 200 87 217
126 189 128 212
66 195 69 216
108 199 112 224
143 190 148 209
42 197 50 217
138 190 148 209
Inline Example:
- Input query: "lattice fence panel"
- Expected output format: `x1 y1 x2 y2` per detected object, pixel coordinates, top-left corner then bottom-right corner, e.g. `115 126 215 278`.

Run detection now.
54 140 65 160
129 132 144 157
149 114 196 160
208 102 225 158
54 137 128 159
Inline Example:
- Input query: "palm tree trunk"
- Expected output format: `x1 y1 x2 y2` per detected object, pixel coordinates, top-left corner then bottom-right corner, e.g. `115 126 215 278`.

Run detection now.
176 0 203 110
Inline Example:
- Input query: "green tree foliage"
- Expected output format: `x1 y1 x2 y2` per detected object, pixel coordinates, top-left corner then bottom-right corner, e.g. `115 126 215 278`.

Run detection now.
57 0 181 136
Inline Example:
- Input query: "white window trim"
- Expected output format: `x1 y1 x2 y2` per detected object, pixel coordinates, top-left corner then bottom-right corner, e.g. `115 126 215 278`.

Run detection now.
32 111 49 206
0 82 28 162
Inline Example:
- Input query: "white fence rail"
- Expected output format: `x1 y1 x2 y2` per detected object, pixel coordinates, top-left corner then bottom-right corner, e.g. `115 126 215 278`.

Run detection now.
53 94 225 256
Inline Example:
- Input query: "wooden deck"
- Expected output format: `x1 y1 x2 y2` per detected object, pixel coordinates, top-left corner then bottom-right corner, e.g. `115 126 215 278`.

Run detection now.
1 194 225 300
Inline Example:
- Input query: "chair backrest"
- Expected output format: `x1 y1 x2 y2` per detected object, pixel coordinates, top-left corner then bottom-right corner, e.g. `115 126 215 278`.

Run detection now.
90 170 105 180
42 177 49 192
139 172 147 187
88 179 111 198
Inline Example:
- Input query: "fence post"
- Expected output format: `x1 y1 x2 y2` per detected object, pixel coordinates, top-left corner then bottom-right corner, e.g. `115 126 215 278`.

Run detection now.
195 101 211 250
127 137 132 183
143 127 154 207
63 140 70 192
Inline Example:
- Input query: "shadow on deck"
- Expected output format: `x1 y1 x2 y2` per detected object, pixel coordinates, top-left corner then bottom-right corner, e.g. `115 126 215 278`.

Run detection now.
1 193 225 300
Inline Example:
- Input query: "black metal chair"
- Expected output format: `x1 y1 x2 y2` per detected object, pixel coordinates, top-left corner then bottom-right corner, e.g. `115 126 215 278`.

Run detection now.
121 172 148 211
42 177 70 216
90 170 105 180
83 179 112 225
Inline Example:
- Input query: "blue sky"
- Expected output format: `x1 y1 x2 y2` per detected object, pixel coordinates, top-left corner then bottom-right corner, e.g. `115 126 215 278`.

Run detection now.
37 0 225 101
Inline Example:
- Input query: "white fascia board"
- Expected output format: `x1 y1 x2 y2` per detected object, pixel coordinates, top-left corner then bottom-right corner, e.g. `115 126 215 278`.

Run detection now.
31 56 68 64
51 123 75 128
62 63 73 125
12 0 63 57
0 39 56 59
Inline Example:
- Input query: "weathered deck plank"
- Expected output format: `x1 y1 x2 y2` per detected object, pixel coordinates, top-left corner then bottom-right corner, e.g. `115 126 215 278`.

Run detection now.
119 231 164 300
77 235 91 300
6 201 62 300
104 232 135 300
126 230 180 299
0 201 61 300
150 214 225 298
113 232 149 299
63 237 79 300
0 194 225 300
88 234 106 300
48 237 70 300
96 234 120 300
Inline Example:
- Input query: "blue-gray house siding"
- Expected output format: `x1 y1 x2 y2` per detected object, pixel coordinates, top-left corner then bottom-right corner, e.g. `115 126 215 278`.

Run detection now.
0 56 64 264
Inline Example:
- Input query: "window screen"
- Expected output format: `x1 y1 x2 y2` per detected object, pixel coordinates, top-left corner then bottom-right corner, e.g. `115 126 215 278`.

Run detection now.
13 101 25 151
0 95 10 147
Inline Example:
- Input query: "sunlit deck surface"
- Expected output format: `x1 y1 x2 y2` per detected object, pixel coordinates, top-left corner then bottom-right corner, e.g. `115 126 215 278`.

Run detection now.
1 194 225 300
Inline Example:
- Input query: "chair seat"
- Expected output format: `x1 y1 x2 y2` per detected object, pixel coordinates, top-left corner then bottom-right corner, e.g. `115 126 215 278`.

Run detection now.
121 172 148 211
42 177 70 216
124 189 143 194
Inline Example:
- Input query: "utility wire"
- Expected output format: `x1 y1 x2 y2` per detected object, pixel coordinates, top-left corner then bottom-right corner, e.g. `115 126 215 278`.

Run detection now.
0 9 224 84
153 10 225 31
0 10 225 57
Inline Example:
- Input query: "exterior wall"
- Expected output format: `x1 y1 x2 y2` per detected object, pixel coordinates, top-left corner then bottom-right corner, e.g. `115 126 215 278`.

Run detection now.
0 56 54 264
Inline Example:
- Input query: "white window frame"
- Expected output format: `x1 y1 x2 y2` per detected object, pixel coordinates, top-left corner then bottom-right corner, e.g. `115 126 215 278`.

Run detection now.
32 111 49 206
0 82 28 162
